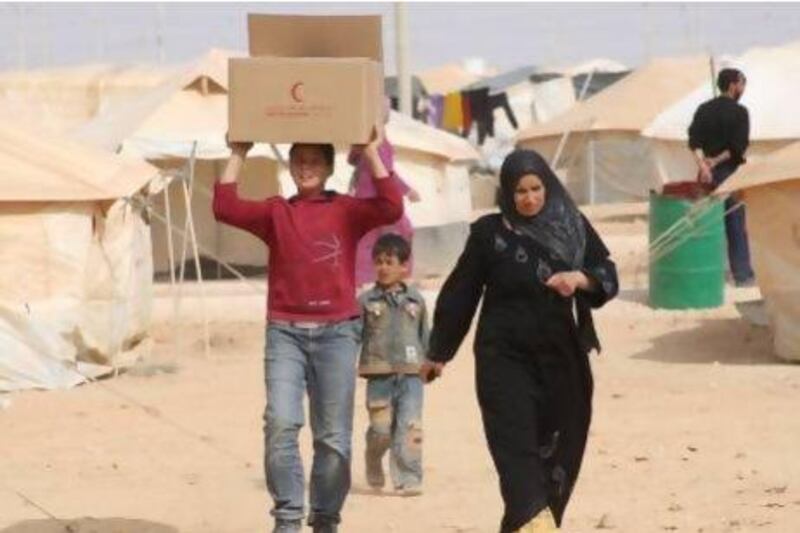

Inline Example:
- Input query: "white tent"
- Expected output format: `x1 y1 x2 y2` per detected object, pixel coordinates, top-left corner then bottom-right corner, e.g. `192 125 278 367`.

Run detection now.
643 41 800 187
0 120 157 392
716 142 800 361
516 55 710 204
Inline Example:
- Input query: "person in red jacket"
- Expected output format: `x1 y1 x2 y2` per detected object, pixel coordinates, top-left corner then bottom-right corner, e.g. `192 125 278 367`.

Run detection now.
214 130 403 533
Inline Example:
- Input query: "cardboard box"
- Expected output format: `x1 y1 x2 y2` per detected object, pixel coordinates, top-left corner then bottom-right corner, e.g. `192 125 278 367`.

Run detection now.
247 14 383 62
228 14 384 144
229 57 382 144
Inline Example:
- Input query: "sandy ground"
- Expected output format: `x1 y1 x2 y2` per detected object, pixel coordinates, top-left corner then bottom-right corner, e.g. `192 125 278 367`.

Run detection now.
2 208 800 533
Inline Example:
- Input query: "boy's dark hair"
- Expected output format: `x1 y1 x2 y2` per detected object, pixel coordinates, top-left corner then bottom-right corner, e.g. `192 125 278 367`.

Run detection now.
717 68 745 93
372 233 411 263
289 143 335 168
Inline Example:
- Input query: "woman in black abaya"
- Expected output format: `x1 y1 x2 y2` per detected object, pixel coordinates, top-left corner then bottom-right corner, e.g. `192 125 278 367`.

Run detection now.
420 149 618 532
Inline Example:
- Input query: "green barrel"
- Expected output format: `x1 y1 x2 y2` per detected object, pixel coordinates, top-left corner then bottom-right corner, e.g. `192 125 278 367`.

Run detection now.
648 192 725 309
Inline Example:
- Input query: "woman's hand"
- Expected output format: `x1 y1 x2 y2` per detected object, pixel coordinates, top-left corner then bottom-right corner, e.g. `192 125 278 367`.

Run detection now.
545 271 592 298
419 360 445 383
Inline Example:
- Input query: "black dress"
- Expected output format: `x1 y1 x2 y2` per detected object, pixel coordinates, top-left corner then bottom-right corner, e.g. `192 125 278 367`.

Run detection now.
428 213 618 532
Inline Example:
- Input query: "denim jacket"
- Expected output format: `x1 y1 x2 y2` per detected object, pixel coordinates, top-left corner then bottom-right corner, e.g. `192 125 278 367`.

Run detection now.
358 283 430 376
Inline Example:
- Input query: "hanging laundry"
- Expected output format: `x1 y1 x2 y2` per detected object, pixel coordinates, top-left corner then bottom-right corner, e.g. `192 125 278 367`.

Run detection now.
427 94 445 128
442 92 464 133
462 88 492 144
488 92 519 136
461 90 473 137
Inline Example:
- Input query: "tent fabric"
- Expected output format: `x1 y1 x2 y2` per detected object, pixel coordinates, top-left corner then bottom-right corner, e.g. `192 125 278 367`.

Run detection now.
0 63 172 134
0 119 157 202
710 140 800 360
417 63 487 95
0 114 156 391
1 198 153 392
530 77 578 124
550 57 629 76
717 140 800 194
738 180 800 361
74 48 240 156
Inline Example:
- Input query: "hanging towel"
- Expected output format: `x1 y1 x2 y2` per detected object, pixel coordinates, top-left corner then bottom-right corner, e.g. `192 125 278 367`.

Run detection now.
442 92 464 132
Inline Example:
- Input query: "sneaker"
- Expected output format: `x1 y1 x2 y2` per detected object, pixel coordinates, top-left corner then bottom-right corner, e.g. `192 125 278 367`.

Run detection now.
272 519 302 533
398 485 423 497
365 451 385 489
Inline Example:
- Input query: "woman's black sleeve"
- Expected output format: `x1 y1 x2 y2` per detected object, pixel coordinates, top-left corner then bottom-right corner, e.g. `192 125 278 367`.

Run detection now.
427 222 490 363
579 215 619 309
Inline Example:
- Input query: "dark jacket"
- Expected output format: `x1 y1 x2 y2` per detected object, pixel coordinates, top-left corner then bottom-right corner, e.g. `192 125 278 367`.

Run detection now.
688 95 750 167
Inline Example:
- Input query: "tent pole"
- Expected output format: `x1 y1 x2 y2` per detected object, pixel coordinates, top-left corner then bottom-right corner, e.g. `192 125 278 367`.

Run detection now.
214 159 222 280
184 142 211 359
163 177 179 335
163 178 177 288
175 171 191 323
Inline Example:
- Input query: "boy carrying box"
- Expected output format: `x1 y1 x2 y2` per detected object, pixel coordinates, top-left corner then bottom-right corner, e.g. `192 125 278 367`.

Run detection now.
214 130 403 533
358 233 429 496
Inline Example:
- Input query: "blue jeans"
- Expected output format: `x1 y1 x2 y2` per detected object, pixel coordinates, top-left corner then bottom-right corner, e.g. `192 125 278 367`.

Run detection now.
264 319 361 526
713 163 755 283
365 374 424 488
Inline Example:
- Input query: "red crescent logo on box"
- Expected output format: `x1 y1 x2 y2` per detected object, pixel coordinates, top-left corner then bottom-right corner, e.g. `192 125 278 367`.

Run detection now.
290 82 304 103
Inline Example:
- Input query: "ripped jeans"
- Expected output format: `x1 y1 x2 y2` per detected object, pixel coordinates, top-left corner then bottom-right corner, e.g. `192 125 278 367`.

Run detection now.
365 374 424 488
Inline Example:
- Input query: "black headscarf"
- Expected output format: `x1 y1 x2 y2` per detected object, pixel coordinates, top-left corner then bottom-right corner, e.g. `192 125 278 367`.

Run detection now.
498 149 587 270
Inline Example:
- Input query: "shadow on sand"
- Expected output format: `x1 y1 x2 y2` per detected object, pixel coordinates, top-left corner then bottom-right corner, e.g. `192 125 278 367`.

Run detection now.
0 517 179 533
631 316 779 366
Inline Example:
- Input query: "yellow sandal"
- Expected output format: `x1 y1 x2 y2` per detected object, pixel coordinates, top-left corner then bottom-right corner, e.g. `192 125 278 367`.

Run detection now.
514 508 557 532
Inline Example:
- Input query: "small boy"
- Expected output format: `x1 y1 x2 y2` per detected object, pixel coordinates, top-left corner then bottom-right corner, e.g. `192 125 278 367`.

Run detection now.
358 233 429 496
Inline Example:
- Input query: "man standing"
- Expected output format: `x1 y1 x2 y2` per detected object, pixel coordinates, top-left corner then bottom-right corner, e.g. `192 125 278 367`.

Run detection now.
688 67 755 287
